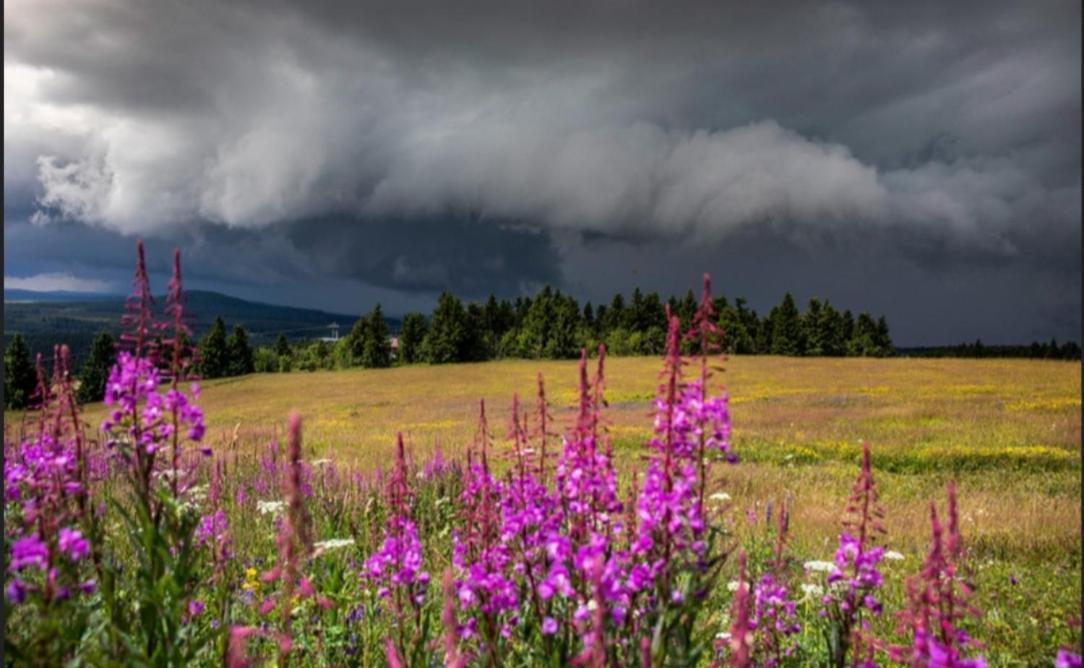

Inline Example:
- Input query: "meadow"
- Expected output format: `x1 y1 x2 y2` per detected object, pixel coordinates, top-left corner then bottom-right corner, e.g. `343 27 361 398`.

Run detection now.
3 255 1081 666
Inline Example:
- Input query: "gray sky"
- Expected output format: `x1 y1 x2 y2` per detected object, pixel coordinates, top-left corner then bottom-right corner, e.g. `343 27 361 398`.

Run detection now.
4 0 1080 345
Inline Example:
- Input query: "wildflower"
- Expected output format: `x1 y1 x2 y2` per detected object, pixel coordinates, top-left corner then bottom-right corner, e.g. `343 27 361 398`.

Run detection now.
892 482 985 667
57 527 90 562
884 550 905 561
9 535 49 571
804 560 835 573
6 579 29 604
314 538 356 554
188 599 205 617
1056 650 1082 668
800 583 824 598
257 500 285 515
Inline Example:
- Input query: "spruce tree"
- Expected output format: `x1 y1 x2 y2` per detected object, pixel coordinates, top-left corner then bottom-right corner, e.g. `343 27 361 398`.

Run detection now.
804 298 825 355
346 316 369 366
873 316 893 356
850 313 879 356
227 325 255 376
4 333 37 409
770 293 803 356
361 304 392 368
77 331 117 403
421 292 468 364
397 313 428 364
199 317 229 378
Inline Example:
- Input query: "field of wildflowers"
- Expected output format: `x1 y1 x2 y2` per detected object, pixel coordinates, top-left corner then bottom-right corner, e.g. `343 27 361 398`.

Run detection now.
3 244 1081 666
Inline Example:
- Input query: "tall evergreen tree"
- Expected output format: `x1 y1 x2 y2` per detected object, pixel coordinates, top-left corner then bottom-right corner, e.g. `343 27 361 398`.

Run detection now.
850 313 879 356
873 316 893 356
770 293 803 355
544 295 581 359
421 292 468 364
817 301 845 356
804 298 825 355
397 313 428 364
198 317 229 378
841 310 856 351
77 331 117 403
361 304 392 368
227 325 255 376
4 333 37 409
346 315 369 366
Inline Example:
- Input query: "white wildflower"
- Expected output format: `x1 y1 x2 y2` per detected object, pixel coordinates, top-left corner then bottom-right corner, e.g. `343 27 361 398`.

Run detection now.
884 550 905 561
804 560 836 573
709 492 732 503
312 458 332 467
257 500 285 515
313 538 356 557
726 580 743 592
800 583 824 597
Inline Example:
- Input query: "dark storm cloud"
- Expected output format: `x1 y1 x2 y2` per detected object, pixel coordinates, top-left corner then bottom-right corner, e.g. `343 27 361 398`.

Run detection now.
3 0 1080 341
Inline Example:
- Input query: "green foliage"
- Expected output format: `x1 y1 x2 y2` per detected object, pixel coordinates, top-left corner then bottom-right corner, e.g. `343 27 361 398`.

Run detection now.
360 304 391 369
77 331 117 404
226 326 255 376
253 346 279 373
397 313 428 364
4 332 38 409
770 293 804 356
198 317 229 379
421 292 469 364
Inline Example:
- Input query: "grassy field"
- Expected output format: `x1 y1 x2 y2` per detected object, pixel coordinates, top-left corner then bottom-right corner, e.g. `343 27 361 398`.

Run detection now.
6 354 1080 662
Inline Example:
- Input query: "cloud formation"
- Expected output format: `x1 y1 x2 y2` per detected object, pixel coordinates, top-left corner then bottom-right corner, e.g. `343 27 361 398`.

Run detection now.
3 0 1080 342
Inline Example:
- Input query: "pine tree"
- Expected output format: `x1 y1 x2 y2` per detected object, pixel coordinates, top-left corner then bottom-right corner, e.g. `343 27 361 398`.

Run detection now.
770 293 803 355
4 333 37 409
227 325 255 376
804 298 825 356
346 315 369 366
817 301 845 356
421 292 468 364
361 303 392 368
841 310 856 353
77 331 117 403
198 317 229 379
850 313 879 356
873 316 893 356
397 313 428 364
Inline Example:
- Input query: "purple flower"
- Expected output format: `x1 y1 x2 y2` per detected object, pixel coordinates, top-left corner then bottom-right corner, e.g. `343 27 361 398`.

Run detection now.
58 527 90 562
9 534 48 570
541 617 558 635
6 579 28 604
188 599 206 617
1056 650 1082 668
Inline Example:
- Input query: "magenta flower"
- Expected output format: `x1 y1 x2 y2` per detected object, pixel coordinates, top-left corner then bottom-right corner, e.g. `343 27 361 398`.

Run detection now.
58 527 90 562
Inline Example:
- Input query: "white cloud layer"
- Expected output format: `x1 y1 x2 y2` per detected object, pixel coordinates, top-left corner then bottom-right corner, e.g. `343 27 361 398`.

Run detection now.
4 272 111 293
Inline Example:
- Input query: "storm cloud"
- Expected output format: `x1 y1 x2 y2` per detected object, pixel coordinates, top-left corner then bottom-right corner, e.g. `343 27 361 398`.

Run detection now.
4 0 1080 343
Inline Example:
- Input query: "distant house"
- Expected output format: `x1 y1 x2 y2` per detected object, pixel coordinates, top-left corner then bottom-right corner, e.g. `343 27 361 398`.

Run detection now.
390 336 399 354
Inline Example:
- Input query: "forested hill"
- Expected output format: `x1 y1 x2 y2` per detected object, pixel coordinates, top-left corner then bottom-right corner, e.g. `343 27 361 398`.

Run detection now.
3 290 370 367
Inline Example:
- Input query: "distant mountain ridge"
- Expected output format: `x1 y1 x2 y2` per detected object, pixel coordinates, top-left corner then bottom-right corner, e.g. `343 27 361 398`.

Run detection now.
4 289 394 367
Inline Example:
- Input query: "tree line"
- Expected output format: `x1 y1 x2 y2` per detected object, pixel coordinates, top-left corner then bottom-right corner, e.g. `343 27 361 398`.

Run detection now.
253 287 897 372
899 339 1082 360
2 316 257 408
7 286 1077 407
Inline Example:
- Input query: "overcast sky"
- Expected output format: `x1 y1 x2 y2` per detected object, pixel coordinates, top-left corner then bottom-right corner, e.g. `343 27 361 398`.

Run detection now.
4 0 1080 345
